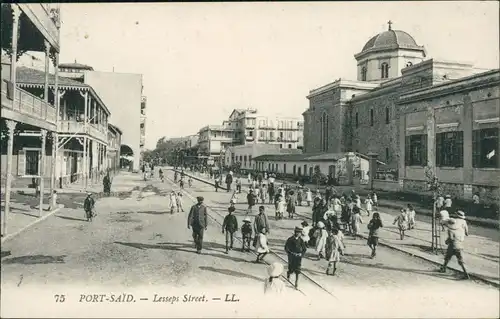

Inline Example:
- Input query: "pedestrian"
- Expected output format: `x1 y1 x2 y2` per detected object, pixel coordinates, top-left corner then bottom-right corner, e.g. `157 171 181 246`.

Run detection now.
351 206 363 238
264 263 285 294
355 194 362 210
222 202 238 254
103 172 112 196
439 208 450 231
83 192 95 222
297 187 303 206
276 195 286 220
230 191 239 204
214 178 220 192
179 178 185 189
187 196 208 254
255 227 270 263
439 211 470 279
312 197 323 227
323 204 336 221
247 173 251 184
314 221 328 260
436 194 445 211
169 191 177 214
407 203 416 229
247 189 257 215
262 184 268 204
393 208 408 240
225 173 233 192
306 188 313 206
253 206 270 238
364 195 373 216
188 176 193 188
301 221 312 247
268 184 275 205
444 194 453 209
325 228 345 276
332 195 342 217
287 191 296 219
241 217 253 252
236 176 242 193
159 168 164 183
284 226 307 289
367 212 383 258
372 192 378 209
176 192 185 212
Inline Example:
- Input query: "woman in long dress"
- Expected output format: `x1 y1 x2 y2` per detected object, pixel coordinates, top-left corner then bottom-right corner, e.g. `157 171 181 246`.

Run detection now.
264 262 285 294
325 228 345 276
315 221 328 260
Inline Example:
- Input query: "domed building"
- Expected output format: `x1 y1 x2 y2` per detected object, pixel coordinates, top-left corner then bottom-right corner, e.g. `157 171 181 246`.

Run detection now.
258 22 500 204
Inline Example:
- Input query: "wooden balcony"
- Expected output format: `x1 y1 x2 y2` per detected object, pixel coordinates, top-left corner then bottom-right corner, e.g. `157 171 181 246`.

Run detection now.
58 120 108 143
18 4 60 52
1 79 56 131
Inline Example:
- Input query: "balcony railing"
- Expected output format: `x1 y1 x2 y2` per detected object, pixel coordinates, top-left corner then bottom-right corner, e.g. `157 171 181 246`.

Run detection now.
1 80 56 126
58 120 107 142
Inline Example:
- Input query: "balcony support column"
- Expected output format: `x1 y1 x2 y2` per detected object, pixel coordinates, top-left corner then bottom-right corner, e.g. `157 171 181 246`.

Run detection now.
2 120 18 237
9 5 21 102
50 52 61 208
80 90 89 189
83 136 87 190
39 129 47 217
44 40 50 119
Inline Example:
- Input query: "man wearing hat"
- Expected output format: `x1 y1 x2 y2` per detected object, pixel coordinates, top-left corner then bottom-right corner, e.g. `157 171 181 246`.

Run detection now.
83 192 95 222
440 210 470 279
241 217 253 252
187 196 208 254
284 226 307 289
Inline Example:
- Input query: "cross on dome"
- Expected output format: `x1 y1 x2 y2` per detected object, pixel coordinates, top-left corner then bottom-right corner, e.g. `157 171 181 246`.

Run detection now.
388 20 393 31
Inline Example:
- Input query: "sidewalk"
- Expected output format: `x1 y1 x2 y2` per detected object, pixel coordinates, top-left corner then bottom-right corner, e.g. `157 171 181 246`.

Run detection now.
173 168 500 287
1 171 142 243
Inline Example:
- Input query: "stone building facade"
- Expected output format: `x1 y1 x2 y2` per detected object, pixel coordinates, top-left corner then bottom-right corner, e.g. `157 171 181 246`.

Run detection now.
302 22 499 203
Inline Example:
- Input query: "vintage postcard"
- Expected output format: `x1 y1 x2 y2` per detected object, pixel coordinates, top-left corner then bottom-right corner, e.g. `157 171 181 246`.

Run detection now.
1 1 499 318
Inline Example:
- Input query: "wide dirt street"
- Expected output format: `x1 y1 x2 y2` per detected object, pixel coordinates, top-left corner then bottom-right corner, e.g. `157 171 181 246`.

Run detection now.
1 169 498 318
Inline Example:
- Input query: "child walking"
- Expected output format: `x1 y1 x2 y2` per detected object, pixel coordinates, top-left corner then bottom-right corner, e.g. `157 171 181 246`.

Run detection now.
325 228 345 276
176 192 185 212
315 221 328 260
365 195 373 216
277 195 286 220
255 228 270 263
169 191 177 214
367 212 383 258
306 188 313 206
407 204 416 230
351 206 363 238
393 208 409 240
241 217 253 252
230 191 239 205
222 202 238 254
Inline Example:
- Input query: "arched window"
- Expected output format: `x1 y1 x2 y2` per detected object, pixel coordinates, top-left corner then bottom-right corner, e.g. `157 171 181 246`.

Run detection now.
320 112 329 152
361 67 367 81
370 109 374 126
381 62 389 79
385 107 390 124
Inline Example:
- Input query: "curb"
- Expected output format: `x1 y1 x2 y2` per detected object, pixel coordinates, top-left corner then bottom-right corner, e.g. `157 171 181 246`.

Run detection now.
1 205 64 244
171 169 499 287
354 232 500 288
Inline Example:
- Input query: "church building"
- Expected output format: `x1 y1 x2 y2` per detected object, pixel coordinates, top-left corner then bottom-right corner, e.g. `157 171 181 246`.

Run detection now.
301 22 499 203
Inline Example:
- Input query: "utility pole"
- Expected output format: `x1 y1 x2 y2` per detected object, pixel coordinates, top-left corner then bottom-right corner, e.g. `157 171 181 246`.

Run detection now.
425 103 440 254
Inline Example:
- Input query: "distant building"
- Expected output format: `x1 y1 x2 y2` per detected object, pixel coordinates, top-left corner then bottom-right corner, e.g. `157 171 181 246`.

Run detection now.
108 123 122 173
224 143 297 171
140 96 146 155
302 21 499 202
197 108 304 162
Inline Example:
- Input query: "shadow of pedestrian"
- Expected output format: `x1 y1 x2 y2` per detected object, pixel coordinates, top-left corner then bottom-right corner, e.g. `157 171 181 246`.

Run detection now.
1 251 12 259
342 259 458 281
199 266 263 283
2 255 66 265
136 210 169 215
57 215 87 222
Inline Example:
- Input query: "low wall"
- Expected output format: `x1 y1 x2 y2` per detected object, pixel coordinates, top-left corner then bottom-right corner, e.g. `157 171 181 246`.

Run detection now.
373 180 403 192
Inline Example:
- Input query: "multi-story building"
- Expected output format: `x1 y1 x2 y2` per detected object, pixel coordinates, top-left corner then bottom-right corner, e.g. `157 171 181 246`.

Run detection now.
1 3 61 228
140 96 146 155
302 22 499 203
107 123 122 173
197 108 304 165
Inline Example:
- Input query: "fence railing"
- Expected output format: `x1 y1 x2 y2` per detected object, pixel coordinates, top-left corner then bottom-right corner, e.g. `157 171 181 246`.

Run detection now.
1 80 56 125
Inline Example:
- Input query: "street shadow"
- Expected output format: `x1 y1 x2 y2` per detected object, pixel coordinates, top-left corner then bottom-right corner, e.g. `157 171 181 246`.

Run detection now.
480 253 499 260
56 215 86 222
1 251 12 259
2 254 66 265
136 210 169 215
398 243 445 254
342 259 458 281
199 266 263 283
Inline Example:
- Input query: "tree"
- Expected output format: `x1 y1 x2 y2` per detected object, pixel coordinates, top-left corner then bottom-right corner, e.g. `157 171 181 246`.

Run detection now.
425 162 442 254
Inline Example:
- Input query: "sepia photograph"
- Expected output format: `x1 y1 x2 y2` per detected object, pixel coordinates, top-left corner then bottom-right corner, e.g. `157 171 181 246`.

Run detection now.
1 1 499 318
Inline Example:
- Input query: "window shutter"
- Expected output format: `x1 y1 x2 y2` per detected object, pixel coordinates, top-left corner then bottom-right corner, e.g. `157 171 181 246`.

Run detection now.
405 136 410 166
421 134 428 166
435 133 441 167
455 131 464 168
472 130 480 168
17 149 26 176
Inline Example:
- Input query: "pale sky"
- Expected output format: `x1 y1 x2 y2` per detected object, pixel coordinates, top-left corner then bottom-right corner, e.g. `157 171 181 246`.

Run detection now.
58 1 499 150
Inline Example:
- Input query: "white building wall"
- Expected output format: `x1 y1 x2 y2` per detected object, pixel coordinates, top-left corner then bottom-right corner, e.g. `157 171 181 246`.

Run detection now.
83 71 143 171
